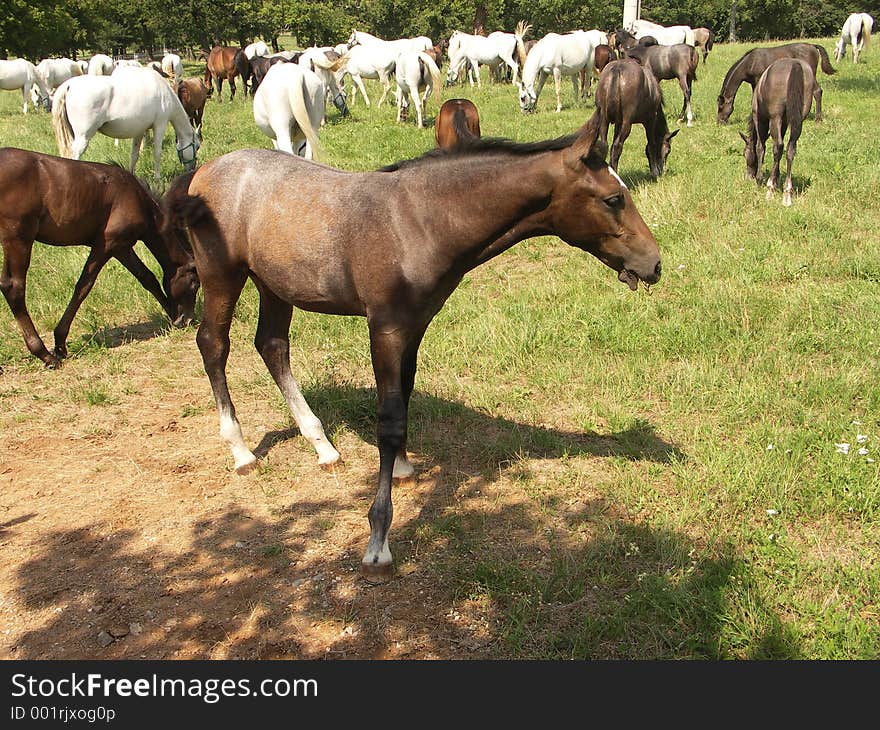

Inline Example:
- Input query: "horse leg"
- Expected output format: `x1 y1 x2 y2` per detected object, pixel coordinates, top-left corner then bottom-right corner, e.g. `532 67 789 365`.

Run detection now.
129 134 144 175
362 320 414 582
152 121 168 180
813 83 823 122
377 72 390 107
571 73 579 104
216 76 224 103
51 246 110 359
20 83 29 114
229 75 237 102
393 325 428 482
0 237 58 367
412 89 423 128
611 121 631 172
755 118 769 184
766 121 784 200
679 76 694 127
354 75 370 107
252 282 341 469
197 271 255 474
553 67 563 112
113 247 176 321
782 128 800 207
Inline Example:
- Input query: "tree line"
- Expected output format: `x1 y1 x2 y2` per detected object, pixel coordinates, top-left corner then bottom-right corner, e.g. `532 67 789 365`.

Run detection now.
3 0 878 60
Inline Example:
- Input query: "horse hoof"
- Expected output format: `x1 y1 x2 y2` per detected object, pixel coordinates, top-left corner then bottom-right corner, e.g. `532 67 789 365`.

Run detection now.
52 345 67 360
392 474 417 487
361 560 394 584
319 458 344 474
235 458 257 475
44 354 62 369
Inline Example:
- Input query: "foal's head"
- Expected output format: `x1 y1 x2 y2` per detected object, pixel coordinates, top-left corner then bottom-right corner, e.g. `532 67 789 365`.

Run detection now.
645 115 678 179
553 119 662 290
717 93 735 124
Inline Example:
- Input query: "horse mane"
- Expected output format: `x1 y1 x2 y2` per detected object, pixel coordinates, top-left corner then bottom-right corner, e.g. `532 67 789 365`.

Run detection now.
720 50 752 94
378 130 582 171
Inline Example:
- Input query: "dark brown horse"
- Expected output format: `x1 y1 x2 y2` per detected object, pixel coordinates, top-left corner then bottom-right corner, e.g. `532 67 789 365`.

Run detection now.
248 54 294 92
166 116 661 582
0 148 199 367
580 43 617 99
741 58 816 206
717 42 835 123
595 60 678 178
203 45 250 102
177 77 210 133
434 98 481 148
620 40 699 126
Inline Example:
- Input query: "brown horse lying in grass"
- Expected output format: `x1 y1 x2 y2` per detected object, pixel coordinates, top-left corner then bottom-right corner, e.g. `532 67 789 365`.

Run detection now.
0 148 199 367
166 114 661 582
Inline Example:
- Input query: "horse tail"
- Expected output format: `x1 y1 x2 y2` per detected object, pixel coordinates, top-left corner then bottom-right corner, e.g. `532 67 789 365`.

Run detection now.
164 171 203 233
814 44 836 74
51 82 75 157
311 52 348 74
863 16 872 49
289 71 322 160
452 105 478 143
786 62 806 141
706 29 714 52
689 46 699 81
418 52 442 104
515 20 532 69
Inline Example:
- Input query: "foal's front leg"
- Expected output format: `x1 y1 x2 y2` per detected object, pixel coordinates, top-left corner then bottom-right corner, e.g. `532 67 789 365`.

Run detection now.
52 246 110 359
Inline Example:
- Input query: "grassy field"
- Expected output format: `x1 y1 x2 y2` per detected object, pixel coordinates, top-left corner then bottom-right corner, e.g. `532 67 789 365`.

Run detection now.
1 39 879 659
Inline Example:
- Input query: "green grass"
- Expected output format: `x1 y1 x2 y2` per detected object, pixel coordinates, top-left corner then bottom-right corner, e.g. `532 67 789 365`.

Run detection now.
1 39 879 658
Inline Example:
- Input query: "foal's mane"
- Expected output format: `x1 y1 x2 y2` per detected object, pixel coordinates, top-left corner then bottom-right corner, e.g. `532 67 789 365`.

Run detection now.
720 50 753 93
378 131 581 172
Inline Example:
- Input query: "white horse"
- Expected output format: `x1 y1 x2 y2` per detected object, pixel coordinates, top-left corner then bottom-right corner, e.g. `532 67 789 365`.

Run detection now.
0 59 51 113
161 53 183 84
297 49 349 121
629 19 695 47
518 31 596 113
446 22 530 86
395 51 441 128
347 29 433 54
339 43 398 107
253 62 324 158
244 41 270 60
114 59 142 70
34 58 82 97
87 53 114 75
51 67 200 179
836 13 874 62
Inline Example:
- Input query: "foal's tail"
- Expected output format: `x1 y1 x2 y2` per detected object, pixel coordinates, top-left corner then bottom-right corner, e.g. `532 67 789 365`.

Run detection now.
51 82 75 157
814 44 837 74
515 20 532 69
786 62 806 141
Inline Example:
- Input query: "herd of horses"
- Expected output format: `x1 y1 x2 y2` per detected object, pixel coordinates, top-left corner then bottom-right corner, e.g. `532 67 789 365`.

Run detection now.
0 11 874 582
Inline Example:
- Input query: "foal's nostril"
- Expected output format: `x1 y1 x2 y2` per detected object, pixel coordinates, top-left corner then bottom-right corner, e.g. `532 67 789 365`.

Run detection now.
654 261 662 279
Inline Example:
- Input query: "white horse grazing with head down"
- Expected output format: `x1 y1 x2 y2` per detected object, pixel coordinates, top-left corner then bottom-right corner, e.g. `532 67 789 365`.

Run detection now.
87 53 114 75
836 13 874 62
629 19 695 47
518 31 596 113
161 53 183 84
244 41 270 60
339 43 398 107
34 58 82 96
446 21 531 86
0 59 51 113
253 62 325 158
395 51 441 128
297 49 349 122
51 66 200 179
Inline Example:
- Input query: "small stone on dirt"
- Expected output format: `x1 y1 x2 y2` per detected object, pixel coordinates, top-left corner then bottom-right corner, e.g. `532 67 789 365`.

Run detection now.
292 579 306 588
129 623 143 636
97 631 114 647
109 626 129 639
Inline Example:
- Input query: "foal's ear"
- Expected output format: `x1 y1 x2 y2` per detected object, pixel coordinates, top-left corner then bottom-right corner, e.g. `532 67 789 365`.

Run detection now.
568 113 607 166
666 129 680 141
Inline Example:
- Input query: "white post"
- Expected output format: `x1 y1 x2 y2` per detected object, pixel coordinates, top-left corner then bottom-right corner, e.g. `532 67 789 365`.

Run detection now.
623 0 641 30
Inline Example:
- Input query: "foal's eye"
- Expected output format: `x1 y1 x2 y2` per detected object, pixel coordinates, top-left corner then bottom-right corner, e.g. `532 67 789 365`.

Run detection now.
603 194 624 210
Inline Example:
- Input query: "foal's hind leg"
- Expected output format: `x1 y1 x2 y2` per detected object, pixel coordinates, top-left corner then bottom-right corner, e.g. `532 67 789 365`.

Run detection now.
610 121 631 172
114 247 177 321
197 272 257 474
0 237 58 367
679 76 694 127
766 120 785 201
813 83 823 122
782 134 799 207
252 281 341 469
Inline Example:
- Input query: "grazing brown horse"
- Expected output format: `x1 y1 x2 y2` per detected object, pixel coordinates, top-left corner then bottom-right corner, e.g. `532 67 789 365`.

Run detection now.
204 46 250 102
0 148 199 367
580 43 616 99
434 98 481 148
595 60 678 178
248 54 293 92
620 41 699 126
176 77 210 133
717 42 835 123
741 58 816 206
693 27 715 64
166 116 661 582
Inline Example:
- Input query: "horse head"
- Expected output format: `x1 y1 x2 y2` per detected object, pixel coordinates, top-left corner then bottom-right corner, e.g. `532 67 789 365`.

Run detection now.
556 117 662 290
516 81 537 114
645 125 678 179
716 93 734 124
176 127 201 171
347 30 360 49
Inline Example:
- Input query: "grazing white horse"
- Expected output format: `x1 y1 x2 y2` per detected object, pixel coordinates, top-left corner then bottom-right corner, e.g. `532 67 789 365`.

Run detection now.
446 21 531 86
347 29 433 54
114 59 142 70
161 53 183 84
395 51 442 128
34 58 82 95
629 19 696 47
297 49 349 121
0 59 51 113
836 13 874 62
87 53 114 75
252 62 324 158
339 43 398 107
244 41 270 60
51 67 200 179
518 31 596 113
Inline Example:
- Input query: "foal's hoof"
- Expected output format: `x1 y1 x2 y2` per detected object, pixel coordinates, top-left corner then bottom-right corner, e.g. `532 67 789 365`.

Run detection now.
392 474 417 488
43 354 62 370
52 343 68 360
319 459 344 474
234 457 258 475
361 561 395 584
